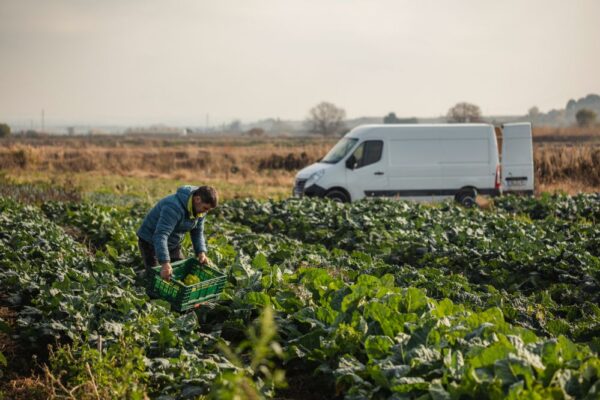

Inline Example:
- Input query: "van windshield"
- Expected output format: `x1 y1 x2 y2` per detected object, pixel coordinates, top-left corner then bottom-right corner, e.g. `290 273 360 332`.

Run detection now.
321 138 358 164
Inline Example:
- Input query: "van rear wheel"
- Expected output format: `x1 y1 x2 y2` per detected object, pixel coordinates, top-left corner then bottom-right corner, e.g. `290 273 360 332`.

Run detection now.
325 189 349 203
455 188 477 207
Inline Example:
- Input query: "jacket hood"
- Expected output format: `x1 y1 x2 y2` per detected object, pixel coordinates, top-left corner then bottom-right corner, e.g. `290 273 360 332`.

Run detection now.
175 185 198 208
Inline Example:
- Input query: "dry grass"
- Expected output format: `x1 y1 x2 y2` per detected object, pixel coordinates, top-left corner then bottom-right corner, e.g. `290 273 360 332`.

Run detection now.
0 134 337 203
1 133 598 196
536 181 600 194
535 144 600 187
532 125 600 141
0 304 51 400
0 141 330 180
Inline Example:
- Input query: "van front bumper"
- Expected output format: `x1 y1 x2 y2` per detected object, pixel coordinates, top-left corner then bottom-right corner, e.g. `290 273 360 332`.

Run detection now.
304 184 327 197
293 177 327 198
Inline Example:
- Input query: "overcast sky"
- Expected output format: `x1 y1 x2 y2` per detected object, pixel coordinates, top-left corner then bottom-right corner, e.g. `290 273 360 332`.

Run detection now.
1 0 599 126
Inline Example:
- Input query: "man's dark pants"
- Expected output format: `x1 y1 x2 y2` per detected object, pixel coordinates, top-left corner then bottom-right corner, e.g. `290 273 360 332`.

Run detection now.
138 238 184 274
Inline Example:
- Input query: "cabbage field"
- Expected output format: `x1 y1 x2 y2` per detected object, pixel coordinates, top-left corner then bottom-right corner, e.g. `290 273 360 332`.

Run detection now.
1 193 599 399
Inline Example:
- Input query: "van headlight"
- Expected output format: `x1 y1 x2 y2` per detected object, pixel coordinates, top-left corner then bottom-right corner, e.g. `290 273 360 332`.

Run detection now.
306 169 325 186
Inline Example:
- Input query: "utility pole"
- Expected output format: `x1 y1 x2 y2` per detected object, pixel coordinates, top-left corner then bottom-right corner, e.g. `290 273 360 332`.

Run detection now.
41 109 45 133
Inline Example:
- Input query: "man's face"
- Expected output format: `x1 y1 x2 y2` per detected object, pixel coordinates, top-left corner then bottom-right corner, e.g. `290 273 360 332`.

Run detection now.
193 196 213 214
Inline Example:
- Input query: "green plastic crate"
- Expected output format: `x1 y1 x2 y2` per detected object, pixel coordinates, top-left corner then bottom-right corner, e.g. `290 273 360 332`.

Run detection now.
146 258 226 312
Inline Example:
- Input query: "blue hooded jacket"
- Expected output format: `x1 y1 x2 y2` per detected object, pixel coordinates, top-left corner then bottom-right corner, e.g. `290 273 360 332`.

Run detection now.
136 185 207 263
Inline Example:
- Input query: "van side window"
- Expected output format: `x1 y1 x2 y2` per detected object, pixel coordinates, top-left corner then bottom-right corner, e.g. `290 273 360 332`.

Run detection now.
352 140 383 168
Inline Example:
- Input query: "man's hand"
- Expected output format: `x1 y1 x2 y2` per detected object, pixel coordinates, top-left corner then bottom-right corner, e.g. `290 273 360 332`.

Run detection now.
197 252 209 265
160 262 173 281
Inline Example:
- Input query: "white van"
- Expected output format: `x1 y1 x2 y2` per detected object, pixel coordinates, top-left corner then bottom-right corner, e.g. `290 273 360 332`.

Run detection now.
293 123 534 205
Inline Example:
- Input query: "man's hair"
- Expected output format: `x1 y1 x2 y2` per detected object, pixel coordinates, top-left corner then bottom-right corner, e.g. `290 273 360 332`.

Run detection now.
193 186 218 208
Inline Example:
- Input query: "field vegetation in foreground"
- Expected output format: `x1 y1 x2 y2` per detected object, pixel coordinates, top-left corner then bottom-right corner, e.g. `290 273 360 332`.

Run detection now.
0 178 599 399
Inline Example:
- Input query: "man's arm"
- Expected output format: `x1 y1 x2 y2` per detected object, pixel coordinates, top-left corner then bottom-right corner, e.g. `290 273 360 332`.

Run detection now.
152 205 179 279
190 218 208 263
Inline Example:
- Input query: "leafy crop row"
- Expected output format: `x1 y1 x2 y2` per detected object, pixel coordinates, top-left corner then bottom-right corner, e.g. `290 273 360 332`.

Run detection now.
1 194 599 399
217 196 600 346
0 198 283 399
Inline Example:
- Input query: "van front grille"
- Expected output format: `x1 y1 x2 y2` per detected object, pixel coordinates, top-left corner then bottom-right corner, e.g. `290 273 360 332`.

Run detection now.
293 179 307 196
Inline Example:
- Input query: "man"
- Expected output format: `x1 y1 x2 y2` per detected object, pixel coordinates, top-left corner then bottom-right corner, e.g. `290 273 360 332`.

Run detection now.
137 185 218 281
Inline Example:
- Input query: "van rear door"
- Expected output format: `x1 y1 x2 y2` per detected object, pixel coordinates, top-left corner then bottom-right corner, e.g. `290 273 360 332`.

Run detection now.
501 123 534 194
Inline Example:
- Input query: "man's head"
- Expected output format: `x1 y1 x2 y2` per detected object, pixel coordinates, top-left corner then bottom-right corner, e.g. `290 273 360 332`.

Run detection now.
192 186 218 214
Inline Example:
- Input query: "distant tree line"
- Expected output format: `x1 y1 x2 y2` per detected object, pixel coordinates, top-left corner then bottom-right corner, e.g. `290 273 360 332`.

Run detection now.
0 123 10 138
446 102 482 123
305 102 347 136
575 109 597 127
527 94 600 127
383 113 418 124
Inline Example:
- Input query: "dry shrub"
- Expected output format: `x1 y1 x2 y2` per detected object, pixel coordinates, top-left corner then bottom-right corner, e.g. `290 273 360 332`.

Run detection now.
0 376 50 400
535 144 600 186
258 152 316 171
0 146 38 169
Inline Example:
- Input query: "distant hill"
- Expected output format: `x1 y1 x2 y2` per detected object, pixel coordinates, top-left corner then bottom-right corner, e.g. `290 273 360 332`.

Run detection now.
529 93 600 127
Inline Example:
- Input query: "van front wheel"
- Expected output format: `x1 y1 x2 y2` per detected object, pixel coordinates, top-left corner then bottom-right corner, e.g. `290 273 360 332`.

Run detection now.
455 188 477 207
325 189 350 203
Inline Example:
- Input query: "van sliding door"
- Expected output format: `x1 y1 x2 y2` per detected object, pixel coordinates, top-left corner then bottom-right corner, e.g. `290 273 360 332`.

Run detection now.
387 138 443 200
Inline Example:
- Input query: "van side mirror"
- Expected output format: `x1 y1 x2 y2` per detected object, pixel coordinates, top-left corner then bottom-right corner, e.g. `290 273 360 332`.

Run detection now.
346 156 356 170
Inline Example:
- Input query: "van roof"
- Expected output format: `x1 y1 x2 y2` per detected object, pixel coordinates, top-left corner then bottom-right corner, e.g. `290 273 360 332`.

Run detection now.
346 124 494 139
